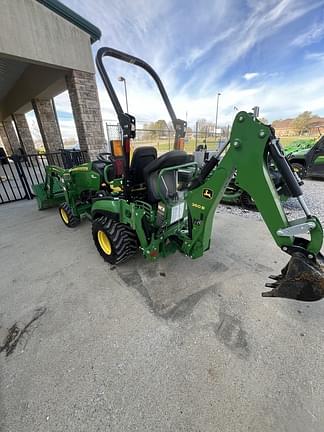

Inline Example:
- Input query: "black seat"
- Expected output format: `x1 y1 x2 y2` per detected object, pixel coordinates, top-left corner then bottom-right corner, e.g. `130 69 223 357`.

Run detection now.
92 160 108 177
130 146 157 184
143 150 193 203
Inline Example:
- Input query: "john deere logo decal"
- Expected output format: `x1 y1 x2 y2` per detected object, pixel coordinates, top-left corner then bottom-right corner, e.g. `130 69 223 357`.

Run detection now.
203 188 213 200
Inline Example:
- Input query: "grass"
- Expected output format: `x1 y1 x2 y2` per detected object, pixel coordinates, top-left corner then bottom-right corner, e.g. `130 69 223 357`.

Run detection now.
133 135 318 154
134 137 218 154
278 135 316 148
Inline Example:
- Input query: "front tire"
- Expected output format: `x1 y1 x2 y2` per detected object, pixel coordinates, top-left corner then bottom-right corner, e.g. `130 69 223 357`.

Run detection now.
290 162 306 179
59 203 80 228
92 217 138 265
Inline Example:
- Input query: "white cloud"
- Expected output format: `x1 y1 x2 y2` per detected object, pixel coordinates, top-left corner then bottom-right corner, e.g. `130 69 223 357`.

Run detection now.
53 0 324 132
53 91 72 113
57 119 78 141
176 0 324 96
96 65 324 128
291 22 324 47
304 51 324 62
243 72 259 81
185 28 235 67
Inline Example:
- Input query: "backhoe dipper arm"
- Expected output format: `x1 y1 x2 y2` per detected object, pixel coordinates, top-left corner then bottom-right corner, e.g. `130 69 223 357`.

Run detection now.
185 111 324 301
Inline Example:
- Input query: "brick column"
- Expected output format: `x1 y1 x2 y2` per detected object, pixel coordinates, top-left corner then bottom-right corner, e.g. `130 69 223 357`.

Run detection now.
66 70 105 161
0 122 12 155
32 99 63 153
3 119 20 153
13 113 36 154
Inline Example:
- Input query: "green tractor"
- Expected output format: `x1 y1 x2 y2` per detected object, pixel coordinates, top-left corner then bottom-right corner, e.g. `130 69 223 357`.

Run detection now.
34 47 324 302
220 135 324 209
286 136 324 179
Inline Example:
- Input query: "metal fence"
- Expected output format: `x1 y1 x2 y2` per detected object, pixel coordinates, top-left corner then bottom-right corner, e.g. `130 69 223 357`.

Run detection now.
0 150 88 205
106 122 229 154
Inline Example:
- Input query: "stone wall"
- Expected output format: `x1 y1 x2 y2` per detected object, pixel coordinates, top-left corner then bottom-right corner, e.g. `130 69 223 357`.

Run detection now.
2 119 20 153
0 122 12 155
66 70 105 160
13 113 36 154
32 99 63 152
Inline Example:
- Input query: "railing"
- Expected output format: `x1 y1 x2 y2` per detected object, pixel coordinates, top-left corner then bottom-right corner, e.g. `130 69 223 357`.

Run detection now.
106 122 229 154
0 150 88 205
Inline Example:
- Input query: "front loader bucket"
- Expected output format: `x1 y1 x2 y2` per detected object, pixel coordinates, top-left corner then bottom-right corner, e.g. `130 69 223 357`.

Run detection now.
263 252 324 301
32 182 65 210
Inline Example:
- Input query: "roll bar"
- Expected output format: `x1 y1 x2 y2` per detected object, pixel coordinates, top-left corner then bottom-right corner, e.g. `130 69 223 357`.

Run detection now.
95 47 187 145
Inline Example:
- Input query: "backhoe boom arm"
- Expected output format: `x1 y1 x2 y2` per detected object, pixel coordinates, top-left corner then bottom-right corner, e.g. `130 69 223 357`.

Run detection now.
186 112 323 257
184 112 324 301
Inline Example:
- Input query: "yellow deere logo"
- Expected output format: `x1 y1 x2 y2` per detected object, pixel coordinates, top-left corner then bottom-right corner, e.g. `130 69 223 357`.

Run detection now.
203 188 213 200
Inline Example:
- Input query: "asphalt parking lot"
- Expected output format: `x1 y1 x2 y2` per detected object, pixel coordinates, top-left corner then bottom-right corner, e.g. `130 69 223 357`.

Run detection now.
1 196 324 432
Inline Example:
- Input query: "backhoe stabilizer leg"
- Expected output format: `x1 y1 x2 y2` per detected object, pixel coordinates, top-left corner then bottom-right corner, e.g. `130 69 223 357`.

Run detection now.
262 252 324 301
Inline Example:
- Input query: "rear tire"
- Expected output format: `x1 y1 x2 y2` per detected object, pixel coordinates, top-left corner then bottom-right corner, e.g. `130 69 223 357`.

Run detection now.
59 203 80 228
240 191 256 210
92 217 138 265
290 162 306 179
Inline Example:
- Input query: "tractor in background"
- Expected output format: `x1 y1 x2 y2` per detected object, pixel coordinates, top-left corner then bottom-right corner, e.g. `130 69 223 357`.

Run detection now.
287 136 324 179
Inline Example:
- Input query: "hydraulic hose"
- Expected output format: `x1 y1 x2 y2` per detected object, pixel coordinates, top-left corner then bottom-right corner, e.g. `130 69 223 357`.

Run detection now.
268 139 302 198
189 156 219 189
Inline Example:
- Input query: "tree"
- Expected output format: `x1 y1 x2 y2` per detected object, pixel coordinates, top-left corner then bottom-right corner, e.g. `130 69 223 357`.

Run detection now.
154 119 168 131
293 111 314 135
196 119 215 136
141 120 169 140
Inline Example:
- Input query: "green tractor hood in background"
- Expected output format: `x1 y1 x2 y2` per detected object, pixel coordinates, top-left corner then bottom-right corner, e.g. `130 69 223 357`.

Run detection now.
285 139 315 156
288 148 310 158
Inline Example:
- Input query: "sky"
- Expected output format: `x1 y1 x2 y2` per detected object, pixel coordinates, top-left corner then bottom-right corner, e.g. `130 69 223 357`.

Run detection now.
47 0 324 139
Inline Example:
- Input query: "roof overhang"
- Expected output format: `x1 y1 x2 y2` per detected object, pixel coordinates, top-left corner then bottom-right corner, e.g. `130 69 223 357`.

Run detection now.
36 0 101 43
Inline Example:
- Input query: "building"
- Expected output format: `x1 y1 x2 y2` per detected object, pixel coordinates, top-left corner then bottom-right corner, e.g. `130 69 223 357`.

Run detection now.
272 117 324 137
0 0 105 160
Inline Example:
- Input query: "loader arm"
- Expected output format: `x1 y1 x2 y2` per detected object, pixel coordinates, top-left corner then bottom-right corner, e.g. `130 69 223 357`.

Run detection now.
33 165 66 210
184 111 324 301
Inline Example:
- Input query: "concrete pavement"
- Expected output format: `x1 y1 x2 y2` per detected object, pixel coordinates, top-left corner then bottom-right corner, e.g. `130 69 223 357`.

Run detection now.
1 200 324 432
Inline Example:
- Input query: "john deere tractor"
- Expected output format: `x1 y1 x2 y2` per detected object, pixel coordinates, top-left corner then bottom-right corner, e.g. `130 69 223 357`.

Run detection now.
34 47 324 302
286 136 324 179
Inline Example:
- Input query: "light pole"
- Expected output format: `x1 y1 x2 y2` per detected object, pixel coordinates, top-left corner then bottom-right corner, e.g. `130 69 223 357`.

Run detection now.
215 92 221 141
118 76 129 113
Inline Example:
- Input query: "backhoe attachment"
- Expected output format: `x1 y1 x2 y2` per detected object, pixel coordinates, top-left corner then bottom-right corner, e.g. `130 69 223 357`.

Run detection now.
187 111 324 302
263 252 324 301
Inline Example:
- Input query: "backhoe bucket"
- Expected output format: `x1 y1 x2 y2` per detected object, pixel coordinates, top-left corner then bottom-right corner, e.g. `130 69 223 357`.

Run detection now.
32 182 65 210
263 252 324 301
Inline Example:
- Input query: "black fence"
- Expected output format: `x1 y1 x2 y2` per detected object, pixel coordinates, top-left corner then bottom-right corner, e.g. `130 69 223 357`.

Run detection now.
0 150 88 205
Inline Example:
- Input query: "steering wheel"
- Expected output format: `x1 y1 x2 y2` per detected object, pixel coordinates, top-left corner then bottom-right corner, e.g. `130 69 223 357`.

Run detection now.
98 152 112 163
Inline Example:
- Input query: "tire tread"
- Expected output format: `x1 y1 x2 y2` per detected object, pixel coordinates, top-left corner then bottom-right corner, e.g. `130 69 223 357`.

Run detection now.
92 218 138 265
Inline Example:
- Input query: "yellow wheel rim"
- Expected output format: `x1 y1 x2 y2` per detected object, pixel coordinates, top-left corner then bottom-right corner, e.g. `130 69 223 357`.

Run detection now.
60 208 69 224
97 230 112 255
